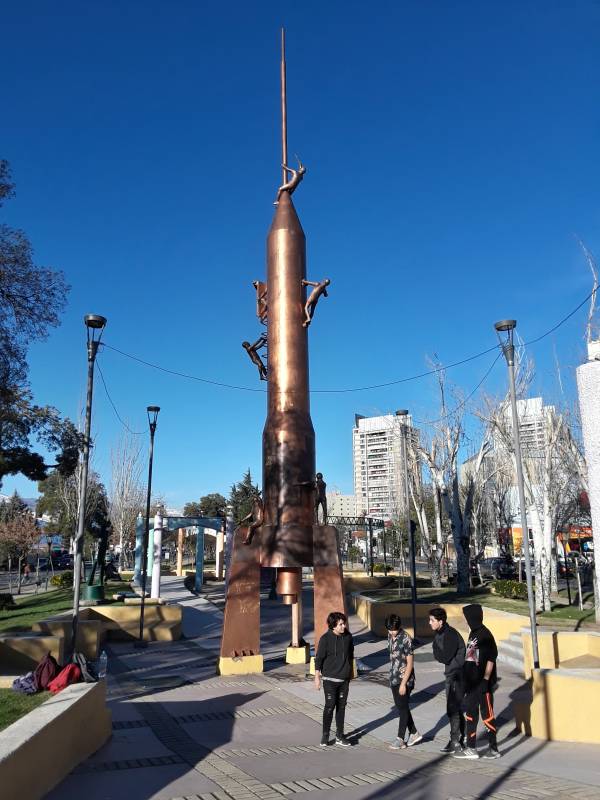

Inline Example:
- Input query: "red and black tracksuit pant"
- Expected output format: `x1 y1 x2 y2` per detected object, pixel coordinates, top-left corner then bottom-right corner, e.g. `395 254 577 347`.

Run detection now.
463 683 496 748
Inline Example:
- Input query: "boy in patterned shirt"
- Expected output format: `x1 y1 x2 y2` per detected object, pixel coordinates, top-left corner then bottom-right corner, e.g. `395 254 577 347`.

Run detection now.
386 614 422 750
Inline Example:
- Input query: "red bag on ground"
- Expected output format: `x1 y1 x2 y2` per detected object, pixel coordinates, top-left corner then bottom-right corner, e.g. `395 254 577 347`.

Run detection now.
34 652 59 691
47 663 82 694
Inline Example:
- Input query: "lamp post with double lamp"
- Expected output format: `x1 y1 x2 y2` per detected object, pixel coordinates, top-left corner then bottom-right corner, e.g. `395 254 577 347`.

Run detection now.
136 406 160 649
396 410 418 637
494 320 540 668
71 314 107 657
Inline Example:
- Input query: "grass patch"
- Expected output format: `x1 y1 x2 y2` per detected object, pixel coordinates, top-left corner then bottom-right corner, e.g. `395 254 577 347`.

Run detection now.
0 580 133 634
0 689 50 732
362 587 596 623
363 587 490 604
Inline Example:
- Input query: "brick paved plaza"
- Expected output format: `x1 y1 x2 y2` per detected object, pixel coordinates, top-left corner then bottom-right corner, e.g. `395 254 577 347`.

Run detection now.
47 577 600 800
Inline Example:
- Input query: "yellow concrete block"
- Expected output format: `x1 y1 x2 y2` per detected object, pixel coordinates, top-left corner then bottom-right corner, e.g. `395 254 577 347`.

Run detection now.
286 644 310 664
515 668 600 744
351 591 530 643
218 655 264 675
32 619 103 660
522 630 600 677
0 680 111 800
0 635 65 671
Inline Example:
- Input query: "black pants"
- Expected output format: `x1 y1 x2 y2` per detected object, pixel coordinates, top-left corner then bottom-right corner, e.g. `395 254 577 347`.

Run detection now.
391 684 417 740
445 674 465 744
322 680 349 735
463 684 496 748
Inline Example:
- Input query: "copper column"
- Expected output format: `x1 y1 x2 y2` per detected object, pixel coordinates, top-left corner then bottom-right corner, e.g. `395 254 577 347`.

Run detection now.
261 31 315 606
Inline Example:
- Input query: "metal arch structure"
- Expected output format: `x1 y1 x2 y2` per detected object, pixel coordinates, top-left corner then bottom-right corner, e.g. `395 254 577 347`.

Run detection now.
134 514 224 594
326 515 385 529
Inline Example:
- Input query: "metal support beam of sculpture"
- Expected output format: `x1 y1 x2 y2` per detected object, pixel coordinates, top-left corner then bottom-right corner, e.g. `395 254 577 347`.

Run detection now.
219 29 346 676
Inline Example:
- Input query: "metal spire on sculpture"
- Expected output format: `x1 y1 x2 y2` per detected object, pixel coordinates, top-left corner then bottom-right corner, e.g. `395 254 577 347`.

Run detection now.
219 29 346 675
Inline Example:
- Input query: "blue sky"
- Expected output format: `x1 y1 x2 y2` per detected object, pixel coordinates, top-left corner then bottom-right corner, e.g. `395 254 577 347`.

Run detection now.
2 1 600 507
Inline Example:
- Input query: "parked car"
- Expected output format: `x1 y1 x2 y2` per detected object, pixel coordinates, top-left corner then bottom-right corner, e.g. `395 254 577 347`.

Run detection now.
52 553 74 570
478 556 516 581
448 558 480 583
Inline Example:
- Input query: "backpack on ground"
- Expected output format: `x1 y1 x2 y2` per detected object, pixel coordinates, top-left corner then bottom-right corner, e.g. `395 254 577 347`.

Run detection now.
34 652 59 691
47 663 82 694
73 651 98 683
12 672 38 695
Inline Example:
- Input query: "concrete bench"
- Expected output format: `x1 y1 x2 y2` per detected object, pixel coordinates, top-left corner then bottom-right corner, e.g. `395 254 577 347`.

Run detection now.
0 633 65 671
79 603 182 642
0 681 111 800
31 617 104 660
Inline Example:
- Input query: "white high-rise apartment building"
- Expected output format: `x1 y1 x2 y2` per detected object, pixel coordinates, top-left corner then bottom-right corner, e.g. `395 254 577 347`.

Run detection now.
501 397 556 454
352 413 417 521
326 492 357 517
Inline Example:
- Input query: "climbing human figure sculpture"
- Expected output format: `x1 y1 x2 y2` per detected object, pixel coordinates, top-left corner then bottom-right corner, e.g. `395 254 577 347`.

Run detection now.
275 157 306 204
314 472 327 524
302 279 330 327
241 492 264 545
242 335 268 381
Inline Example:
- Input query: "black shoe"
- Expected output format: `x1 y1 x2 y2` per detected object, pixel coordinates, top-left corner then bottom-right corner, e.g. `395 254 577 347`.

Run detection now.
482 746 501 759
335 735 352 747
320 733 331 747
440 740 462 754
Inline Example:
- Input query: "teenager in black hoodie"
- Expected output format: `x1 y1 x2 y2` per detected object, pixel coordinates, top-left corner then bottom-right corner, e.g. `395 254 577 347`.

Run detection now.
314 611 354 747
454 603 500 760
429 607 465 753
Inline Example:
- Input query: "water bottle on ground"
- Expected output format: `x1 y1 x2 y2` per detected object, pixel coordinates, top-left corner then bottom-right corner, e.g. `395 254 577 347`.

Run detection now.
98 650 108 680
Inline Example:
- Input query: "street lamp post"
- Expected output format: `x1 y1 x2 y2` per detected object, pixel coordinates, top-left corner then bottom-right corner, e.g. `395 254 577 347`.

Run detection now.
136 406 160 649
396 410 418 637
71 314 106 657
494 319 540 669
367 517 374 577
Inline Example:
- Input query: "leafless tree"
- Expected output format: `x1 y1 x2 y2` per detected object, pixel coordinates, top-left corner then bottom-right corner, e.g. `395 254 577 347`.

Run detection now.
109 431 145 567
414 369 492 594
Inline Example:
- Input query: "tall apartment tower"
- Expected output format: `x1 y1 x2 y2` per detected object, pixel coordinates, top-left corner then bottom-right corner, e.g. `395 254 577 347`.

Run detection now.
352 413 417 521
501 397 556 454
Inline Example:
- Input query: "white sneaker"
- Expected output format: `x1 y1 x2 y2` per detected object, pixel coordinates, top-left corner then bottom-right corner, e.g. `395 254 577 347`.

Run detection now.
406 732 423 747
453 746 479 759
389 738 407 750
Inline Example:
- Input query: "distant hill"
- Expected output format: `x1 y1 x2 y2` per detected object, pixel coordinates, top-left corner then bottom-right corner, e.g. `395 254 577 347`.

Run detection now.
0 494 38 512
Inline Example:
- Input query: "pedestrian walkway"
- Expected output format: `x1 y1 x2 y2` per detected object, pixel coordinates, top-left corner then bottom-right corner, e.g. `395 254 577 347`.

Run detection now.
47 575 600 800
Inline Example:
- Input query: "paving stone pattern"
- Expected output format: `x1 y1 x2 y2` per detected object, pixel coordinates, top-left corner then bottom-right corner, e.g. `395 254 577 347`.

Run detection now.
46 577 600 800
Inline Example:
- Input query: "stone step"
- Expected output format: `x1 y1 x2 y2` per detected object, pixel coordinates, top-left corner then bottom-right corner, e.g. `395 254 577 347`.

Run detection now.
497 639 525 672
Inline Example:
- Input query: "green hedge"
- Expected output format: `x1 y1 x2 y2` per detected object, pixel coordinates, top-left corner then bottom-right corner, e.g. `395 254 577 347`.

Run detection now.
373 564 388 573
50 570 73 589
491 579 528 600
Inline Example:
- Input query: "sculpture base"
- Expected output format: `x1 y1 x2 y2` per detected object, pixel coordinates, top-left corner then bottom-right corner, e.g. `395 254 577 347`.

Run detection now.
219 526 261 660
218 655 264 676
286 644 310 664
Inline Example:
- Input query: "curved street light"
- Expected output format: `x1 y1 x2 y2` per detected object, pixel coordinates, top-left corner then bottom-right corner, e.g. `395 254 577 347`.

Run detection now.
136 406 161 648
494 318 539 668
71 314 107 657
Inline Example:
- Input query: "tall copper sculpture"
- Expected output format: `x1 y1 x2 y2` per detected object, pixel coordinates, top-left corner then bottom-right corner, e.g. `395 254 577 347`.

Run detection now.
219 30 346 675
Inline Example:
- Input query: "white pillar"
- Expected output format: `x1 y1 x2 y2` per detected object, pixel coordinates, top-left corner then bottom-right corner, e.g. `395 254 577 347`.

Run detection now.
576 353 600 622
151 509 163 599
216 527 225 581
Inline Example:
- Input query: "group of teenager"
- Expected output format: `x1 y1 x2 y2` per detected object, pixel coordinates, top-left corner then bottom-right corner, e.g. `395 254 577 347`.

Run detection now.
313 603 500 759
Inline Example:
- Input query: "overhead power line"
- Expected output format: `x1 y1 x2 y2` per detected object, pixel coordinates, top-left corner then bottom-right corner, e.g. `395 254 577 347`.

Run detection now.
100 286 596 395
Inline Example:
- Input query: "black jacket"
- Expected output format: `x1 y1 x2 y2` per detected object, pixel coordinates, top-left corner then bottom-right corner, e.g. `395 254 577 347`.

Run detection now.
432 622 465 677
314 630 354 681
462 604 498 689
